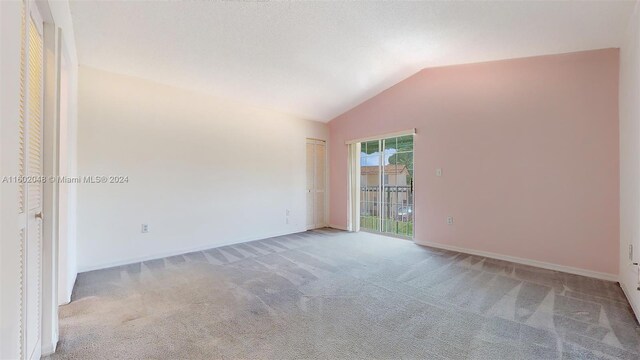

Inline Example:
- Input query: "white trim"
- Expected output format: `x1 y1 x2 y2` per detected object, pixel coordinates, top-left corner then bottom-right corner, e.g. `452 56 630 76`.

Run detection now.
329 224 349 231
361 228 412 242
78 227 308 273
41 334 57 356
40 18 60 359
58 271 75 305
619 281 640 324
415 239 618 282
306 138 326 145
345 128 416 145
28 339 41 360
346 142 360 232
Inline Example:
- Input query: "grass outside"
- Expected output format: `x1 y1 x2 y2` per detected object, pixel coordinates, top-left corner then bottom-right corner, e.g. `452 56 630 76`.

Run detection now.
360 216 413 237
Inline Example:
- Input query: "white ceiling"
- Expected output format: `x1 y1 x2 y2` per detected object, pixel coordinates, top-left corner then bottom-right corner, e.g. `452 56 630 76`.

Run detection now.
69 1 635 122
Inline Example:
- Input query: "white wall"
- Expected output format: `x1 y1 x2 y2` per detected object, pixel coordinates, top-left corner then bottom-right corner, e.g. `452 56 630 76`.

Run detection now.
619 1 640 322
77 67 328 271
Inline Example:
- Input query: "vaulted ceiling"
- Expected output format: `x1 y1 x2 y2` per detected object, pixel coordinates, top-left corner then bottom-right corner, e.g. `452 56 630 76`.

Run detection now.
69 1 635 122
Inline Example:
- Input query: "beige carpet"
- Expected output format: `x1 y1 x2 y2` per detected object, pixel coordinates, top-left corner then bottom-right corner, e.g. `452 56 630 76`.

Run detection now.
49 229 640 359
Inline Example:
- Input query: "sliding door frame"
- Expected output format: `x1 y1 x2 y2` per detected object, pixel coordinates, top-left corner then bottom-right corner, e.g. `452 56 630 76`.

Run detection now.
345 129 415 238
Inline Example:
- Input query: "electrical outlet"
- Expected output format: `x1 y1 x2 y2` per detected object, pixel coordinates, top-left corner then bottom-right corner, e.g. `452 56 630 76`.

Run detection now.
141 224 149 233
446 216 454 225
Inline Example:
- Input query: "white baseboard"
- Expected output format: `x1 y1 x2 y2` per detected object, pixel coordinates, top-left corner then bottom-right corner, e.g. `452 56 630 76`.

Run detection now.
68 271 77 301
619 282 640 324
41 334 57 356
415 239 618 282
329 223 349 231
78 227 308 273
58 270 77 305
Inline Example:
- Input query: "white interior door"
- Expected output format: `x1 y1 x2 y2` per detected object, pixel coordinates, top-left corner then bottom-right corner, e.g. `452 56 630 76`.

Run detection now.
20 3 44 359
314 141 326 228
306 142 315 228
306 139 326 229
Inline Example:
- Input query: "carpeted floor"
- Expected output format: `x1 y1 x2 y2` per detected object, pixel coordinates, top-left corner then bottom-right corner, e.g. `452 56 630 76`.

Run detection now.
50 229 640 359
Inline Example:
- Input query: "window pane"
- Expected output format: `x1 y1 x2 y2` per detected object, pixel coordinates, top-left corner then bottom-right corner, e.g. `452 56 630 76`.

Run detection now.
384 137 397 152
397 135 413 152
363 140 379 154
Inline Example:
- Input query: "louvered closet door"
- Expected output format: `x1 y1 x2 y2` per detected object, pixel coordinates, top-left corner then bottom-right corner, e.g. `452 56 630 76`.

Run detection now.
19 3 44 360
306 139 326 229
306 142 315 229
314 142 326 227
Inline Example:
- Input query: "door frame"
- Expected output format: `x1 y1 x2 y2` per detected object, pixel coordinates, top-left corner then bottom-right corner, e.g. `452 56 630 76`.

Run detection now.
28 0 64 356
56 37 75 307
41 9 61 356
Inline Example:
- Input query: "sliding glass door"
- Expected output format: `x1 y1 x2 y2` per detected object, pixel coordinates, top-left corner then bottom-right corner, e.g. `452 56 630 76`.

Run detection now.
360 135 414 237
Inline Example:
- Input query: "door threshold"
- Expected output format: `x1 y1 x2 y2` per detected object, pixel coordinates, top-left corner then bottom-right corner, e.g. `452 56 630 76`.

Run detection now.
359 228 414 241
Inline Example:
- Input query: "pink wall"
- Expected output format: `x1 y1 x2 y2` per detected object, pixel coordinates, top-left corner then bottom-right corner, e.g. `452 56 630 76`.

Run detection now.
329 49 620 276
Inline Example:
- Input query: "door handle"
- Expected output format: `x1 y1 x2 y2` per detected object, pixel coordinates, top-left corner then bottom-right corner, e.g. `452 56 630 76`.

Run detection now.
35 212 43 220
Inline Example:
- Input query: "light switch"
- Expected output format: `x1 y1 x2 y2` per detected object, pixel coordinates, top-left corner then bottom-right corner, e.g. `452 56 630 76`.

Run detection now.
436 168 443 177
